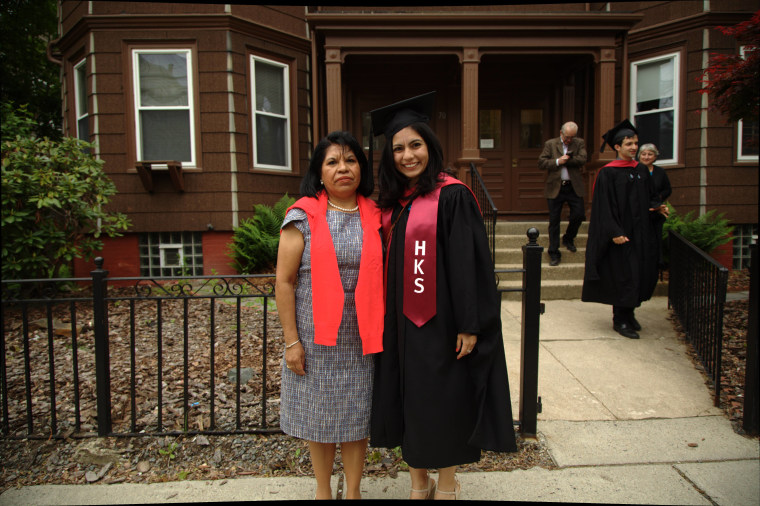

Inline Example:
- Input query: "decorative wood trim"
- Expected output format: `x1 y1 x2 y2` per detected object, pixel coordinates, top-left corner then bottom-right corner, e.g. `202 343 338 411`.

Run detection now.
135 161 184 192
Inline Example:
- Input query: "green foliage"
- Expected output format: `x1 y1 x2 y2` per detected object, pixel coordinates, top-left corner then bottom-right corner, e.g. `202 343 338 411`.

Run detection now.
663 203 734 256
228 194 296 274
158 441 179 460
0 0 62 139
1 103 37 142
2 129 131 280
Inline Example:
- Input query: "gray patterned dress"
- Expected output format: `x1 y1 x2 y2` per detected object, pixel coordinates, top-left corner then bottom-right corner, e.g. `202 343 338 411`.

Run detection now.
279 208 374 443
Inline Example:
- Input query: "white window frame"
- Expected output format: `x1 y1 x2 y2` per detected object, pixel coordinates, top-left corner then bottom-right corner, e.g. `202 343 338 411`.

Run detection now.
131 48 196 168
737 46 759 162
630 51 680 165
250 54 291 171
73 58 89 142
159 243 184 269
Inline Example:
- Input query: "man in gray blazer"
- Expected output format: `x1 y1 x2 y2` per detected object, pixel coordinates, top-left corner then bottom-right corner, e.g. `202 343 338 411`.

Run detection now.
538 121 588 266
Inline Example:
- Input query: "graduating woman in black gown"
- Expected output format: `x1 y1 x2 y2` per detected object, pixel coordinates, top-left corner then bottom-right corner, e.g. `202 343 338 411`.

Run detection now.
369 93 516 500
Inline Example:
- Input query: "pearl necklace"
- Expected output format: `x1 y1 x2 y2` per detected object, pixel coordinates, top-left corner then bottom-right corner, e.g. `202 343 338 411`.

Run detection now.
327 199 359 212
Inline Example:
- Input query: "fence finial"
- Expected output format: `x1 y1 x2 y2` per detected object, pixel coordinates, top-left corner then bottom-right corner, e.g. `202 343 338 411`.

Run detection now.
94 257 104 269
527 227 539 244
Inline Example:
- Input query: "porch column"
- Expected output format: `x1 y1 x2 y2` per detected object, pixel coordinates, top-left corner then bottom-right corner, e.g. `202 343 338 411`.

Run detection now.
589 48 617 202
456 47 485 182
325 47 343 132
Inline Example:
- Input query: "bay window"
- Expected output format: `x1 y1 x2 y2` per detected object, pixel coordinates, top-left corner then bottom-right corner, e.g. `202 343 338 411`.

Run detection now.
250 55 291 171
630 52 680 164
132 48 196 166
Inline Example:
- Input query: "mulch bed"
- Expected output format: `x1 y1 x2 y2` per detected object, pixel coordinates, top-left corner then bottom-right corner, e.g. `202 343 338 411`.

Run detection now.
669 268 756 436
0 281 556 492
2 269 753 491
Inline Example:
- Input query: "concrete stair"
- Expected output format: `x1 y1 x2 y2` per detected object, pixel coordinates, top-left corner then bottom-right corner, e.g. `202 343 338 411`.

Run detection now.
493 221 668 301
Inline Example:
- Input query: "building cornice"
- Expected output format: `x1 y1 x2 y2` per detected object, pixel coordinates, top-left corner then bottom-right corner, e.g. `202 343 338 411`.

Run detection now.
307 11 644 33
54 14 312 54
627 11 753 45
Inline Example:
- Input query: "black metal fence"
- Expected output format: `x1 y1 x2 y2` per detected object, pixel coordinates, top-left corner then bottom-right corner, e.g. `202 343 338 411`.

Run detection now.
498 228 544 437
667 230 728 406
1 261 280 439
470 162 499 263
2 243 544 439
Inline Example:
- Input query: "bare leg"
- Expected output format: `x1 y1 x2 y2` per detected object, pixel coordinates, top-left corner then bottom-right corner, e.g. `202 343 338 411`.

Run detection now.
309 441 336 499
434 466 459 500
340 438 368 499
409 466 432 499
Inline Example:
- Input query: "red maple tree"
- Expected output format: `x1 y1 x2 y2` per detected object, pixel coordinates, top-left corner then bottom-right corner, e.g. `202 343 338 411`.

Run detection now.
699 10 760 123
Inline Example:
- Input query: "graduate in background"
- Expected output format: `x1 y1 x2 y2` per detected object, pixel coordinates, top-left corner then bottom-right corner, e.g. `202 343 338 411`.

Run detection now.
582 119 669 339
369 92 516 500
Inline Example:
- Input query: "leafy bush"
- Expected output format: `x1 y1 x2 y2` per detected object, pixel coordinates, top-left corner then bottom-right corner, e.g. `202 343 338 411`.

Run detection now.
662 203 734 261
228 194 295 274
2 109 131 279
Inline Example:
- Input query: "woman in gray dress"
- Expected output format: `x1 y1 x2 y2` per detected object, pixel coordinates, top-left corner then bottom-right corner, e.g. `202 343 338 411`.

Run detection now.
275 131 384 499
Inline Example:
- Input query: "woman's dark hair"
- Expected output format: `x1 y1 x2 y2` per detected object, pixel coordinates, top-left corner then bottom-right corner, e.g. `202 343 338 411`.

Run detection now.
376 122 451 209
300 131 373 198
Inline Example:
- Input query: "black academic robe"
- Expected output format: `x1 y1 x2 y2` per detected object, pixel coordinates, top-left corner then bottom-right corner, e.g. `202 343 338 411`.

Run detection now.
650 164 672 266
582 161 661 307
371 184 517 469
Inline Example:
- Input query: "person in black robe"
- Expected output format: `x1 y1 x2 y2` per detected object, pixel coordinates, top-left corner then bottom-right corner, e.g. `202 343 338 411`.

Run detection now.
638 143 672 269
369 92 516 500
582 119 669 339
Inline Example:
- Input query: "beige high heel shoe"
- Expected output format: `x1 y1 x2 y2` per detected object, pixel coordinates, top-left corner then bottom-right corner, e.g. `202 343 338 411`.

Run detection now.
409 476 437 500
434 477 460 500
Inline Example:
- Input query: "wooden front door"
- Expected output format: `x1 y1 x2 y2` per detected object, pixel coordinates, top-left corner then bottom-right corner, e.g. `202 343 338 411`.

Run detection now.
479 92 550 215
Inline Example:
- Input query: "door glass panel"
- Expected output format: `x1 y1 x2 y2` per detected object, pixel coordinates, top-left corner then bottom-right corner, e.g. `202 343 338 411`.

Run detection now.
520 109 543 149
479 109 501 149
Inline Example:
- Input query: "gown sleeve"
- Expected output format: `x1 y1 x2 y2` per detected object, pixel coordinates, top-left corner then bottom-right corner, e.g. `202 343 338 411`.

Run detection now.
585 167 623 281
439 185 493 337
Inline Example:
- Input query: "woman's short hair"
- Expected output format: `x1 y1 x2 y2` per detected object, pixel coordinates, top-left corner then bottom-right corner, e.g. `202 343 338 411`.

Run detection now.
300 131 374 198
639 143 659 157
376 122 451 209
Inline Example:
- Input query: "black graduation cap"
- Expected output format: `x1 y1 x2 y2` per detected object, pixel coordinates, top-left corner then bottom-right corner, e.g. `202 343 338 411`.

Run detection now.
368 91 436 168
600 118 638 153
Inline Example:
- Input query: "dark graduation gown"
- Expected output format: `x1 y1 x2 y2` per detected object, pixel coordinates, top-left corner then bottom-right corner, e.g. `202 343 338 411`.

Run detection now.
582 160 662 307
370 184 517 469
650 164 672 267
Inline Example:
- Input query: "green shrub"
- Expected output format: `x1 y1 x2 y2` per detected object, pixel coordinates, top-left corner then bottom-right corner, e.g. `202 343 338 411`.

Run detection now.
228 194 295 274
662 203 734 261
2 116 131 280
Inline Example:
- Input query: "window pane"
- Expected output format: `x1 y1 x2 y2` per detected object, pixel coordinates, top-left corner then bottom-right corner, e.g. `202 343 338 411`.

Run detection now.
77 117 89 142
636 58 673 112
141 110 191 161
520 109 543 149
255 61 284 115
138 53 188 107
741 119 759 157
256 115 287 166
635 111 674 160
479 109 502 149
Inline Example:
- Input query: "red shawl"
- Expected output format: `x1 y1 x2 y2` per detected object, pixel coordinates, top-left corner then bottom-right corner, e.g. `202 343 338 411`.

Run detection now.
287 192 383 355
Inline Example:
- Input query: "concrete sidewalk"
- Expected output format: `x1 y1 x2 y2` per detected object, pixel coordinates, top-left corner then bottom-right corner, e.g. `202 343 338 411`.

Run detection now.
2 296 758 504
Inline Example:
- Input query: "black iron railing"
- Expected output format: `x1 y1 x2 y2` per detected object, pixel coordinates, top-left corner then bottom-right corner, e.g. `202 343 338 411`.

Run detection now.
668 230 728 406
1 260 279 439
469 162 498 264
2 241 543 439
496 227 544 437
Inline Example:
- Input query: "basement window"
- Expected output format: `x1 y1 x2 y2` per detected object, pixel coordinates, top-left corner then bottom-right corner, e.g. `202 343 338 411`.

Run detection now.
139 232 203 277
